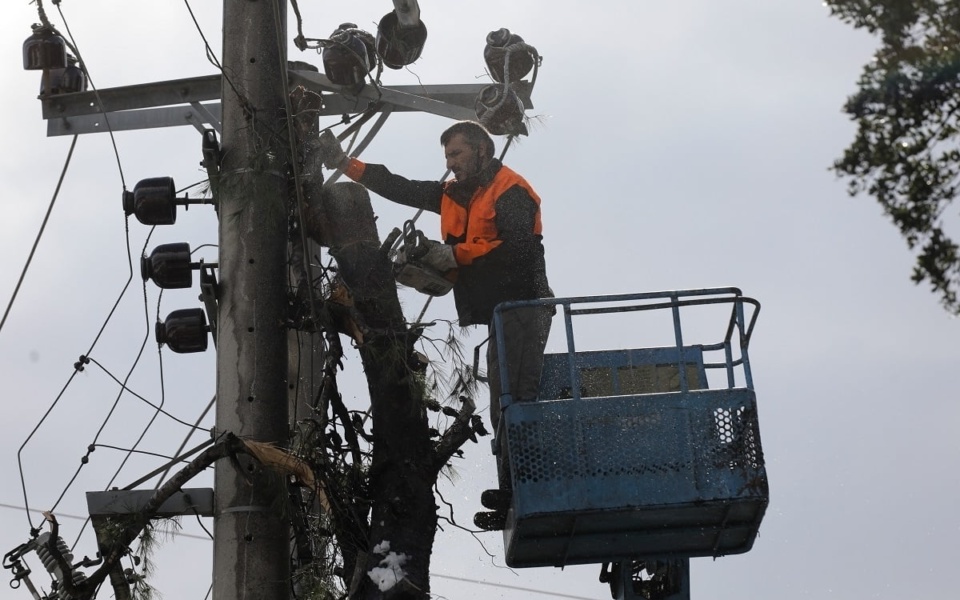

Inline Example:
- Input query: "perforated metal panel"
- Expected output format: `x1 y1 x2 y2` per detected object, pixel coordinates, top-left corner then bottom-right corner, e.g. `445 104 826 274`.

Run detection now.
502 389 768 568
508 401 691 485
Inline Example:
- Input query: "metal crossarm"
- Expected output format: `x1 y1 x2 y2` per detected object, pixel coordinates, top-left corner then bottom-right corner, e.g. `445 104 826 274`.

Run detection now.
38 70 534 137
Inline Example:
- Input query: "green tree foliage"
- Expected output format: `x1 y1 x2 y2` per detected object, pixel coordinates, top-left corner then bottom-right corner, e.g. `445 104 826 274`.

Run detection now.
828 0 960 312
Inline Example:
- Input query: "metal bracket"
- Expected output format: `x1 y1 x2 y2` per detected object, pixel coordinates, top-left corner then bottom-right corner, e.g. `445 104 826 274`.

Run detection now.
39 70 533 137
86 488 214 518
602 559 691 600
200 129 221 205
199 264 219 348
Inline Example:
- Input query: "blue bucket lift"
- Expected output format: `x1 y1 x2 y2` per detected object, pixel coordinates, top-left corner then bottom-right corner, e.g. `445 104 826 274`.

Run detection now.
486 288 768 599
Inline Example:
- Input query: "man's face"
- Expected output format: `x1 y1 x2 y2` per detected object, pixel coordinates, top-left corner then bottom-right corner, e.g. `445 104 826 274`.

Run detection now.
444 133 485 181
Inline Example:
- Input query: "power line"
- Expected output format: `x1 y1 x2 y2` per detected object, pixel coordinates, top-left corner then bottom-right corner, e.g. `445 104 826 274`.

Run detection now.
86 357 209 431
0 502 211 541
54 1 126 189
434 573 599 599
16 3 138 532
48 230 158 519
16 213 147 530
0 135 78 337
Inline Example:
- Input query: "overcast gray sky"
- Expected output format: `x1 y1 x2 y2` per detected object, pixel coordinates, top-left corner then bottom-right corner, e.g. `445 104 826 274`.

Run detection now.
2 1 959 599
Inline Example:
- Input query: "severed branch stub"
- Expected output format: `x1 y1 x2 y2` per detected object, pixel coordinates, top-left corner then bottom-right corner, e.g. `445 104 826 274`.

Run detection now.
431 396 481 475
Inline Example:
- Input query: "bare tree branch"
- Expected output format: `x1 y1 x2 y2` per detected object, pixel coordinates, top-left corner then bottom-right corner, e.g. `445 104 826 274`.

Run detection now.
56 434 245 598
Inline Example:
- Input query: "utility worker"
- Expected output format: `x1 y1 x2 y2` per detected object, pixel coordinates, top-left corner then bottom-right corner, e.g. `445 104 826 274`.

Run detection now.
317 120 552 531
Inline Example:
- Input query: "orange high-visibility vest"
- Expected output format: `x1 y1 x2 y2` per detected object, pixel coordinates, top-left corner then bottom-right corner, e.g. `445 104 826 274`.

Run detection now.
439 165 542 266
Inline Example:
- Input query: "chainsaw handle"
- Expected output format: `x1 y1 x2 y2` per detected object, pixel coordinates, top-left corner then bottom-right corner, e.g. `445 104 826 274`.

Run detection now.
402 221 431 261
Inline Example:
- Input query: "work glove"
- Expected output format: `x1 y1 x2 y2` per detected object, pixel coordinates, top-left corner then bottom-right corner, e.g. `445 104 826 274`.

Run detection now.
317 130 347 170
410 236 457 272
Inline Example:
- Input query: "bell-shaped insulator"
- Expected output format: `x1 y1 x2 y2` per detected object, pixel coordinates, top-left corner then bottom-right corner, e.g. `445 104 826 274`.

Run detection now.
323 23 377 88
41 55 87 96
23 25 67 71
476 84 528 137
483 28 535 84
156 308 208 354
376 11 427 70
58 56 87 94
142 243 193 289
122 177 177 225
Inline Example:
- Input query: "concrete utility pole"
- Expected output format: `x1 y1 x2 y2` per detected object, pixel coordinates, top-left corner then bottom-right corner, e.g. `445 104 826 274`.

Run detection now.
214 1 291 599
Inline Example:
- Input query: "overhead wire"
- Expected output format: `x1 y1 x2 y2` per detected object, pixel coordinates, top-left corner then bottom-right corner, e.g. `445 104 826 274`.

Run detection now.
0 135 77 338
16 182 139 532
62 230 197 549
86 357 205 431
182 0 220 69
47 0 126 190
8 0 221 591
15 0 249 544
271 0 324 355
430 574 596 600
48 227 157 518
90 445 183 462
182 0 252 119
0 502 212 541
15 2 145 530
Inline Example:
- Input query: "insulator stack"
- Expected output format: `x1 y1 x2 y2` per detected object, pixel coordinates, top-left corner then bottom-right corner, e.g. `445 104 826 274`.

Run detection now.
35 533 88 600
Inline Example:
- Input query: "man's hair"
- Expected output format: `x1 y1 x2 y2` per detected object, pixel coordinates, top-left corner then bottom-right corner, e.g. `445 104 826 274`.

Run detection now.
440 121 495 159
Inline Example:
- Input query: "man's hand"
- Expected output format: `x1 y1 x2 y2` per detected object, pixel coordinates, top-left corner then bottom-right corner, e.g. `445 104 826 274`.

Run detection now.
317 130 347 170
414 238 457 272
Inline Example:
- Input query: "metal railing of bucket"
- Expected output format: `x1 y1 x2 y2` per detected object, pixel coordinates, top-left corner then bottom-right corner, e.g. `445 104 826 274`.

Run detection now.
489 287 760 417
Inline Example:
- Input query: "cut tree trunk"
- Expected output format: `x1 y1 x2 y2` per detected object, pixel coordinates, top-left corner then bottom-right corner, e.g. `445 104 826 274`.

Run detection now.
295 87 439 599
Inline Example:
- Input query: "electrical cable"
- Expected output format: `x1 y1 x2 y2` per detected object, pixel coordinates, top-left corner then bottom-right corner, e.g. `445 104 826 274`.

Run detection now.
50 2 126 190
192 508 214 540
86 358 206 431
182 0 221 68
123 438 214 491
182 0 249 118
289 0 307 51
17 2 147 530
271 0 324 359
430 573 595 599
35 224 154 533
17 213 142 530
0 135 77 338
55 235 158 503
270 1 332 436
63 251 176 548
0 502 211 541
153 395 215 488
90 445 181 461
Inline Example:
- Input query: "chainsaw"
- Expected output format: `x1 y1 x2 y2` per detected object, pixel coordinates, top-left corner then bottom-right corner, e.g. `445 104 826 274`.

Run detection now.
383 221 456 297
